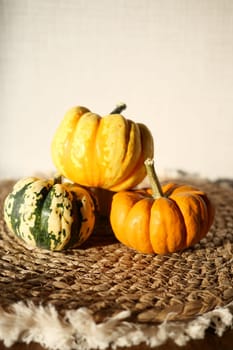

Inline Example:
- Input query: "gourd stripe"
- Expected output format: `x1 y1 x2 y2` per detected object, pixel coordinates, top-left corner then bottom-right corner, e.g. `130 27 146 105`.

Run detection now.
64 192 83 249
40 188 55 250
121 118 131 162
9 182 33 238
30 186 52 249
54 187 72 250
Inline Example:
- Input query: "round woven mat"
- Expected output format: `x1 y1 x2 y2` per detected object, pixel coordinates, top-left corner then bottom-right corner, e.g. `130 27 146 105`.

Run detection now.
0 178 232 325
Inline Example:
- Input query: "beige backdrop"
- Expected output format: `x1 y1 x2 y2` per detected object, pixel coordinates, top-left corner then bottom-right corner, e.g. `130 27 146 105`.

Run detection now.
1 0 233 180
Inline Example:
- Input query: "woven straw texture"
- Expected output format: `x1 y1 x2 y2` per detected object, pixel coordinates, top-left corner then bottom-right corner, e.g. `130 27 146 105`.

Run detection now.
0 177 233 326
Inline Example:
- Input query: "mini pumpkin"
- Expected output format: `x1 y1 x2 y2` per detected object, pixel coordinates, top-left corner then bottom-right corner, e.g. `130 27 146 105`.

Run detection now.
110 159 215 254
51 104 154 192
4 175 96 251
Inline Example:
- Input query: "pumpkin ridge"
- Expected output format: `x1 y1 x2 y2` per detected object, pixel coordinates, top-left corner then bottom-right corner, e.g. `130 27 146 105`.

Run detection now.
72 112 101 186
53 107 91 183
186 193 209 242
150 197 187 254
107 121 141 188
170 192 204 247
64 114 86 181
109 123 153 191
82 113 101 186
124 197 154 253
121 118 133 162
51 107 84 180
167 197 187 251
95 116 139 189
92 116 103 187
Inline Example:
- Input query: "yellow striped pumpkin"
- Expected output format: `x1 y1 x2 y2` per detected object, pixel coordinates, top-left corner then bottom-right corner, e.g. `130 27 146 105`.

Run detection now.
51 104 154 191
4 176 96 251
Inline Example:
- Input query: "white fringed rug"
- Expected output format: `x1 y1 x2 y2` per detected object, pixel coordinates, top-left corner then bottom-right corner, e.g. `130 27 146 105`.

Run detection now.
0 301 232 349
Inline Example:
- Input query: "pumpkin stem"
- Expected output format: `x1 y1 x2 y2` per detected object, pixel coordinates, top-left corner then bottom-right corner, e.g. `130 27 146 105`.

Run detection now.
110 103 127 114
54 174 63 184
144 159 164 199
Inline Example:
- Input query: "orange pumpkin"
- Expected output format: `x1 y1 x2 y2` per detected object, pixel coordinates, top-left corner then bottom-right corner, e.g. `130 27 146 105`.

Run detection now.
110 159 215 254
51 104 154 192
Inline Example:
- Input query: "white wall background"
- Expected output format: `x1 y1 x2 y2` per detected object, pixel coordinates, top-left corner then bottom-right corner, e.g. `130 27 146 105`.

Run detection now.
1 0 233 180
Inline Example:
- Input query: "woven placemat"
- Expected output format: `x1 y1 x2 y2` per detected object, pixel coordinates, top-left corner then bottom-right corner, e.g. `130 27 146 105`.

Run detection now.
0 177 233 349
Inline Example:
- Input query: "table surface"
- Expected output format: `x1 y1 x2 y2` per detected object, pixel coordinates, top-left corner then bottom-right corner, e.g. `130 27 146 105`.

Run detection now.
0 328 232 350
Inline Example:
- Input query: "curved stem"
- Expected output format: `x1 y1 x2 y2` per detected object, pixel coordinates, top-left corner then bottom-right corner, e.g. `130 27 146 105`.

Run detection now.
144 159 163 199
110 103 127 114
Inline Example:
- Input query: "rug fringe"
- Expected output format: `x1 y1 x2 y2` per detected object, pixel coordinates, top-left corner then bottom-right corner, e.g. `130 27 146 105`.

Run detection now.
0 301 232 349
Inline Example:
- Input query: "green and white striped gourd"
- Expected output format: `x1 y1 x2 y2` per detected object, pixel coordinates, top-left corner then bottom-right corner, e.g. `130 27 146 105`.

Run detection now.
4 176 96 251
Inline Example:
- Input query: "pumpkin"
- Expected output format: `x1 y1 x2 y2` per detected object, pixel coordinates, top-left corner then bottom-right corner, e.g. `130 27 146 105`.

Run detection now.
51 103 154 192
3 175 96 251
110 159 215 254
